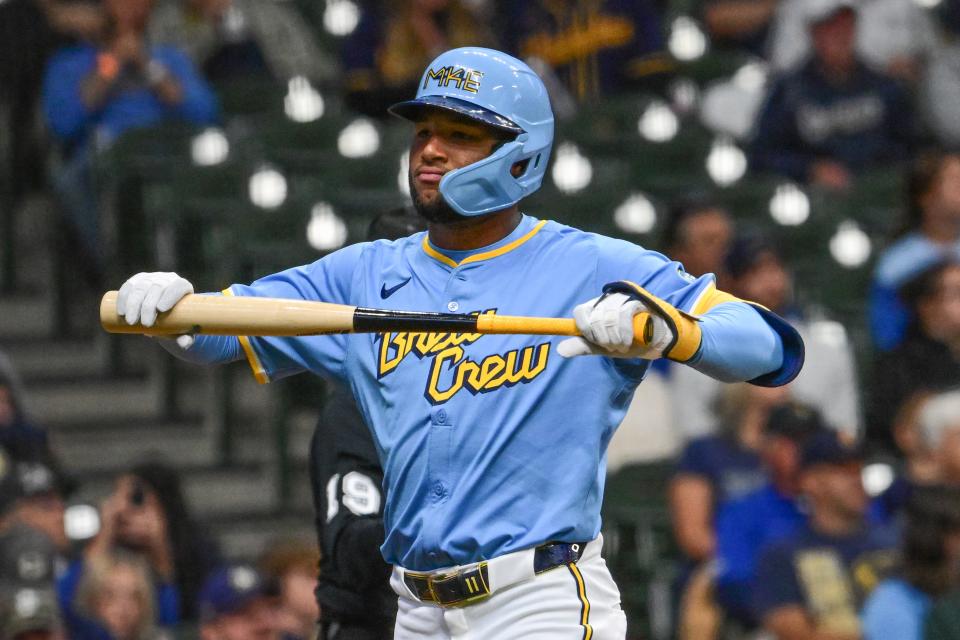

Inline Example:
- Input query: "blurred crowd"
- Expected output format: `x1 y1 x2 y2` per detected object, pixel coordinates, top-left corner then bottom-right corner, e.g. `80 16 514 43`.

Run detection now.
3 0 960 638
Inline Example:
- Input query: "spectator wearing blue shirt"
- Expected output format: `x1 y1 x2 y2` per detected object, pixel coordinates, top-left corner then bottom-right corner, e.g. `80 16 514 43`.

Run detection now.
41 0 218 276
862 486 960 640
870 150 960 352
754 431 899 640
69 550 169 640
711 403 827 627
749 0 912 191
669 383 781 565
59 473 181 635
60 462 222 631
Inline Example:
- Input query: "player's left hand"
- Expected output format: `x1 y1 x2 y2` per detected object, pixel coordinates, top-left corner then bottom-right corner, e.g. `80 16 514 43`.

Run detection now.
558 292 673 359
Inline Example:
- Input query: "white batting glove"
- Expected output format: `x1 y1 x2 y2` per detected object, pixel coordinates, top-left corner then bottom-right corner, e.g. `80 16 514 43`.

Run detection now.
557 293 673 359
116 272 195 349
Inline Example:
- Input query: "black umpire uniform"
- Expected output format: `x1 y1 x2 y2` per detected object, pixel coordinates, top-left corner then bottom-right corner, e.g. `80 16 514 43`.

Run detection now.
310 208 426 640
311 383 395 640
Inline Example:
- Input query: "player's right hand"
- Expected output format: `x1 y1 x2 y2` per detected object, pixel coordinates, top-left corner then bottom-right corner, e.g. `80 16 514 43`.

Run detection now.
116 272 194 328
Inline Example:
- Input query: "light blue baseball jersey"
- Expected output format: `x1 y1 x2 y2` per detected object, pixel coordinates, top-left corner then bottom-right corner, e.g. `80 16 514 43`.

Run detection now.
223 215 789 571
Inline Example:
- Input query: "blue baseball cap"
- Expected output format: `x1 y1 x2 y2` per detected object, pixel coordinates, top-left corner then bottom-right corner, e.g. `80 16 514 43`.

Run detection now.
198 565 268 621
800 431 863 470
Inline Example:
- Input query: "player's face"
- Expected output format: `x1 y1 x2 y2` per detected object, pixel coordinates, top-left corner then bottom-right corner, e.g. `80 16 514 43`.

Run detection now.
408 111 506 223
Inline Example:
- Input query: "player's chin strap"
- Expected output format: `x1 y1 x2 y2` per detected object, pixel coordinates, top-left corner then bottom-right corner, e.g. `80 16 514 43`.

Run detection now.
600 281 703 363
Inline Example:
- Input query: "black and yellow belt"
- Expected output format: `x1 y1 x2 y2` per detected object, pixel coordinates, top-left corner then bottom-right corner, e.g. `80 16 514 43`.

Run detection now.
402 541 587 608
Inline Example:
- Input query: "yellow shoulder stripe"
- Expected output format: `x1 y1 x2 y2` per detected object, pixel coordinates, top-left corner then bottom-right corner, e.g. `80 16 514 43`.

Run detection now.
422 220 549 268
221 288 270 385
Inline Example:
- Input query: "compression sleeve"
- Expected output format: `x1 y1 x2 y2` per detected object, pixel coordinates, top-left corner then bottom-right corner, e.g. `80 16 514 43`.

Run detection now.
687 302 785 384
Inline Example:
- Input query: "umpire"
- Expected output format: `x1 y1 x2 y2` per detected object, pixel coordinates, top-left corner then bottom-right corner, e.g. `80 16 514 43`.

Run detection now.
310 209 425 640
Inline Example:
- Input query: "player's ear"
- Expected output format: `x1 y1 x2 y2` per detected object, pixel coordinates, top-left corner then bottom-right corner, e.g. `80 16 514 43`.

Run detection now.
511 159 530 177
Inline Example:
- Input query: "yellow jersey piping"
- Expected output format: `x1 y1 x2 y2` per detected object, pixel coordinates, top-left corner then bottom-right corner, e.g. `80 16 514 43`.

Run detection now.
221 288 269 385
421 220 549 268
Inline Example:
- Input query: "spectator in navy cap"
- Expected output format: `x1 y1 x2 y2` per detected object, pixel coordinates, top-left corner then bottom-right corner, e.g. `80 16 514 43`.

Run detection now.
753 430 898 639
199 564 278 640
711 402 827 627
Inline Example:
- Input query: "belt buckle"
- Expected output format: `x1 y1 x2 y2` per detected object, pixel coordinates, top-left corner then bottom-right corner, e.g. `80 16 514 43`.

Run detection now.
403 570 437 603
409 562 491 608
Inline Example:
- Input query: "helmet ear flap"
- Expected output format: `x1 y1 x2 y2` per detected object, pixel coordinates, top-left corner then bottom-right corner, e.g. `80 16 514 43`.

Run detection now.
439 140 529 216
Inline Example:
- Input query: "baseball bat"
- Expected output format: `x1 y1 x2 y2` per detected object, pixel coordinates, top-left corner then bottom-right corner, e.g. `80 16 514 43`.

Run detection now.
99 292 654 346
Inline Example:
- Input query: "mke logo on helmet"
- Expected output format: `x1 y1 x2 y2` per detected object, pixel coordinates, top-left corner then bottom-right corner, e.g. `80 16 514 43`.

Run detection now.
423 65 484 94
376 310 550 404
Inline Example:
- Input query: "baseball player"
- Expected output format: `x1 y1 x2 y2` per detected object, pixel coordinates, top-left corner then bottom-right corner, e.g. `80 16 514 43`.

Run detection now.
115 48 804 639
311 208 425 640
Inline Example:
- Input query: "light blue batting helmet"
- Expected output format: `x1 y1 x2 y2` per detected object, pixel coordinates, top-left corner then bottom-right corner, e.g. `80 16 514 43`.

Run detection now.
389 47 555 217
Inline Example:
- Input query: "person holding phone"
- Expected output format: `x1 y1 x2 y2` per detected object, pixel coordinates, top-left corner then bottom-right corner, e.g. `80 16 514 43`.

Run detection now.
58 461 222 636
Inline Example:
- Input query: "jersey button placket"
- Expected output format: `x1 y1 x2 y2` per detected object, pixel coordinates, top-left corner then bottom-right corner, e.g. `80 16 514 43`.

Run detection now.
428 409 452 505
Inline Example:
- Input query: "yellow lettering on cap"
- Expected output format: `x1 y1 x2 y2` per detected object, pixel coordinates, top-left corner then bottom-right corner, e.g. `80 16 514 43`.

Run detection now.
464 70 483 93
424 66 447 90
422 65 483 93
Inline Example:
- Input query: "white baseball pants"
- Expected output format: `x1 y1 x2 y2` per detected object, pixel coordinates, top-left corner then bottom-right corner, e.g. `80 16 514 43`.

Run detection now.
390 536 627 640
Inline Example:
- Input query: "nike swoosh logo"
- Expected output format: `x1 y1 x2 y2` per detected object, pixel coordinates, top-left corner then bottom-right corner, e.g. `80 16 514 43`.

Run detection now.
380 277 412 299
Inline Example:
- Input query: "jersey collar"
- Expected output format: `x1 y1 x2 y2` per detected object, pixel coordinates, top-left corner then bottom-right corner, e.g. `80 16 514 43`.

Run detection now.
421 215 547 269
